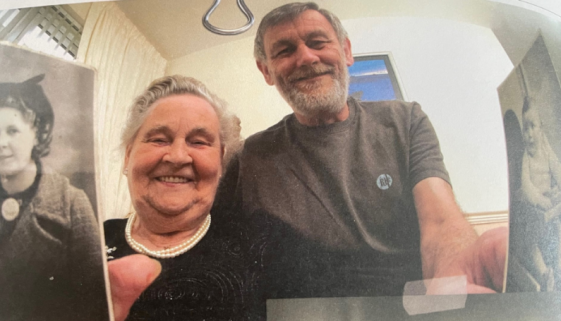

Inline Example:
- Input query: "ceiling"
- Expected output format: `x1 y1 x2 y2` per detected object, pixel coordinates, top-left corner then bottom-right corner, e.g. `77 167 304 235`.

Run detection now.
114 0 554 61
116 0 291 60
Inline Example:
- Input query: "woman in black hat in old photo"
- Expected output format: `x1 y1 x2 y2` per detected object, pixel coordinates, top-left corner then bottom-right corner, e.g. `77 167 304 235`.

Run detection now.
0 75 108 321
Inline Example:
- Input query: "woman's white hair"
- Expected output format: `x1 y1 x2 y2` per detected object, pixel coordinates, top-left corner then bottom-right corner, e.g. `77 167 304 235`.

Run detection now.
121 75 242 166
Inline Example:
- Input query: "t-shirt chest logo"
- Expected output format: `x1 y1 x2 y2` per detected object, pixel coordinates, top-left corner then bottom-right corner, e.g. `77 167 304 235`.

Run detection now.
376 174 393 190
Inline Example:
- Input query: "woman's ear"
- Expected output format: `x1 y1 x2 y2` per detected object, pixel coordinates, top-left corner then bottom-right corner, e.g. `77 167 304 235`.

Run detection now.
219 146 227 177
33 126 39 146
31 131 39 156
123 145 132 175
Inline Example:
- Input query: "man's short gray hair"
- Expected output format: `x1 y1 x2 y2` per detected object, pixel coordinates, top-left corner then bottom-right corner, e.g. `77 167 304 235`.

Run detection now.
254 2 348 62
121 75 242 164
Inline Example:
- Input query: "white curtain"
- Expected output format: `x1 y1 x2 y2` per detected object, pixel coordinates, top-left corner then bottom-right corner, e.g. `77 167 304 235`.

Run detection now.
77 2 167 220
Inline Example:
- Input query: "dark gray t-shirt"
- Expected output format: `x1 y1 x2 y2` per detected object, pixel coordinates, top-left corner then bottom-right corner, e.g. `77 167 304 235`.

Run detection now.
216 98 450 297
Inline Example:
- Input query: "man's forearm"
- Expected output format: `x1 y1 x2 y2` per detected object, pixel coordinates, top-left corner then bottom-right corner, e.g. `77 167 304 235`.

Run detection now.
420 211 478 279
414 177 506 292
413 177 478 279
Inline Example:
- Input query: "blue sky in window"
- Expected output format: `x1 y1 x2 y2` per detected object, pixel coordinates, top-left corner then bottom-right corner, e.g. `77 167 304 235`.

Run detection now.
348 58 396 101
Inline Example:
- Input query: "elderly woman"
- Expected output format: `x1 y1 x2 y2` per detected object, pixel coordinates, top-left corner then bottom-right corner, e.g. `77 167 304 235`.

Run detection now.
0 75 108 321
104 75 262 320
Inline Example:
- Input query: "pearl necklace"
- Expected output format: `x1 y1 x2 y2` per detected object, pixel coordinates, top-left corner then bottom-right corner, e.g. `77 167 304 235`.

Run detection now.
125 212 211 259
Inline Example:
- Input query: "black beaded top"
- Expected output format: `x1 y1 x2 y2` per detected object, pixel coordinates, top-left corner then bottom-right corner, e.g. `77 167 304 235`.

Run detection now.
104 215 267 321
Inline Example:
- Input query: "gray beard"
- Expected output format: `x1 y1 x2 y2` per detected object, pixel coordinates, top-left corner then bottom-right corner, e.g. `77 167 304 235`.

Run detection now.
277 65 350 118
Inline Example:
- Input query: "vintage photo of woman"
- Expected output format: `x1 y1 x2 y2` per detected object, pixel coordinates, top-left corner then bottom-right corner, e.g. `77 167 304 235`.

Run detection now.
0 44 108 321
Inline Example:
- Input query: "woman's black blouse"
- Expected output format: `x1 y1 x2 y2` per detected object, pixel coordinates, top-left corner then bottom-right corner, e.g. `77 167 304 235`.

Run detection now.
104 215 267 321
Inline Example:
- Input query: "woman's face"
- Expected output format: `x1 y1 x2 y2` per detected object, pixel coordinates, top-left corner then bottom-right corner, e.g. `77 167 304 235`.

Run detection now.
125 94 223 221
0 107 36 176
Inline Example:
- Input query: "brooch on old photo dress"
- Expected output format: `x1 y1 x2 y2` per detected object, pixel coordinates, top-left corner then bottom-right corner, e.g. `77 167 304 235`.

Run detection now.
2 198 20 221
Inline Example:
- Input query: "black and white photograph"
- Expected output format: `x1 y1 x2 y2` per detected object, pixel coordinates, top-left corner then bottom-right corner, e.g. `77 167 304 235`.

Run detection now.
0 43 109 321
2 0 561 320
500 33 561 293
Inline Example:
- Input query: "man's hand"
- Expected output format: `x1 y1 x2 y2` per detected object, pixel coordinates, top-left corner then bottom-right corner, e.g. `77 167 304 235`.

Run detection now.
108 255 161 321
433 226 508 293
414 177 508 293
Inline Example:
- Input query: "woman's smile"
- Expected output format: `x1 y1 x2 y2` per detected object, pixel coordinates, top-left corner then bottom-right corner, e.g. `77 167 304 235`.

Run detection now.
156 176 193 183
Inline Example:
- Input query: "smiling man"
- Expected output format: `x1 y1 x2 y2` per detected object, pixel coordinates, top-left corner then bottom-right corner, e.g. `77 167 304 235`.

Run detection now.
216 2 507 298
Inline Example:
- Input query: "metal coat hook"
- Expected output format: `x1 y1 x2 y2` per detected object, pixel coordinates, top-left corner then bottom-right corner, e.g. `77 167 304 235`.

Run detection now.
203 0 255 36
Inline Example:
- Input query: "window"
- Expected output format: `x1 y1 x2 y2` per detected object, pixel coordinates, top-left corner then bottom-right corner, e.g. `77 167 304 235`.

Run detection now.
348 54 404 102
0 6 82 61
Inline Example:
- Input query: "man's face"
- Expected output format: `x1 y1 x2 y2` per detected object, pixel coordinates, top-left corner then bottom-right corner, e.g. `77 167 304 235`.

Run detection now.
257 10 354 117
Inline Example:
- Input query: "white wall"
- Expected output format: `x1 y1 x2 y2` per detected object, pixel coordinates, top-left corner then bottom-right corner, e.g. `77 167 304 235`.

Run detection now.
167 16 513 214
65 2 91 24
166 36 292 138
491 3 561 84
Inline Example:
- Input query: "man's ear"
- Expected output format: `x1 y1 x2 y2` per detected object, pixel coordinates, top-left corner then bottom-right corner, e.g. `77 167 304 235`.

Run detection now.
343 38 354 67
256 60 275 86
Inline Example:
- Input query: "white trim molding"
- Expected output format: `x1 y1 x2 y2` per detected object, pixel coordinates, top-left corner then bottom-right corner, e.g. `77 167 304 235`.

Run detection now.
464 210 509 225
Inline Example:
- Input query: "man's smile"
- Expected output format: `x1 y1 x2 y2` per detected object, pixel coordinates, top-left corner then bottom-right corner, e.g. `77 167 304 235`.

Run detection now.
288 63 335 84
292 71 332 82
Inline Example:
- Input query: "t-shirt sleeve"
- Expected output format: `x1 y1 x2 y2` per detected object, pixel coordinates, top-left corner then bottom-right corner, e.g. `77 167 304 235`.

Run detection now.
408 102 451 187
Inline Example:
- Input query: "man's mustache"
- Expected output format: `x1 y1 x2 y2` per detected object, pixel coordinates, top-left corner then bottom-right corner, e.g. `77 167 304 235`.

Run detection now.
287 64 335 83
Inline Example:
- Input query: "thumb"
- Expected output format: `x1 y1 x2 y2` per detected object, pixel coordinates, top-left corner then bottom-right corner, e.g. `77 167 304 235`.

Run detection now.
476 226 508 291
108 254 161 321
